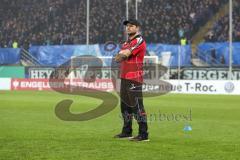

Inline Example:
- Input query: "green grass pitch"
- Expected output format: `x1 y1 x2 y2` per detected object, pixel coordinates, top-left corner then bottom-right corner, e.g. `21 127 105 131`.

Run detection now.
0 91 239 160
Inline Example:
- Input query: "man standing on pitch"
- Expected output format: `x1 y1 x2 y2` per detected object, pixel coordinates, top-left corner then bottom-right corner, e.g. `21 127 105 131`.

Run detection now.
114 19 149 141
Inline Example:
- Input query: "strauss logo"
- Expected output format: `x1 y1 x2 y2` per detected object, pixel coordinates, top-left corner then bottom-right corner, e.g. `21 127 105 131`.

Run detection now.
13 80 19 89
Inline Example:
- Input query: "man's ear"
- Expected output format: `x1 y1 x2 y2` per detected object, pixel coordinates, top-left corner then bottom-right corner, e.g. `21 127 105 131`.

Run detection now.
136 26 140 32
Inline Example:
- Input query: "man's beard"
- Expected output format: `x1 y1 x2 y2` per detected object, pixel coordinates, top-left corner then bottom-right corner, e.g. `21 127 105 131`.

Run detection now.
128 32 137 36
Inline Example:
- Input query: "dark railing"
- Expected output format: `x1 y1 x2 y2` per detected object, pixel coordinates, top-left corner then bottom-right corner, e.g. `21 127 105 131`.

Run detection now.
20 48 41 66
197 50 226 67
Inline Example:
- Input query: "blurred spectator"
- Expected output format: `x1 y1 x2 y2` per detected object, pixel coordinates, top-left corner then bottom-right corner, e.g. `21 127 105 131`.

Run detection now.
205 2 240 42
12 40 18 48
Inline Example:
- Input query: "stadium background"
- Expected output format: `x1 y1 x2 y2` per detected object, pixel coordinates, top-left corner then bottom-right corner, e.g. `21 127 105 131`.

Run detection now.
0 0 240 160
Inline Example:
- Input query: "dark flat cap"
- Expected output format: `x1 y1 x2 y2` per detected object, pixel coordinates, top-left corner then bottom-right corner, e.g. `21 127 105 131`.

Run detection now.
123 19 141 26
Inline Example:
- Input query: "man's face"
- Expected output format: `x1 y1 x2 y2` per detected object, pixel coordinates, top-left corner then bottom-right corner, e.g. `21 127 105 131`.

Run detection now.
126 23 139 35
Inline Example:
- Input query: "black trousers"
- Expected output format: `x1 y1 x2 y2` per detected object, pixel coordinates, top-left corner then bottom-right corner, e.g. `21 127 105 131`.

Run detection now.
120 78 148 137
